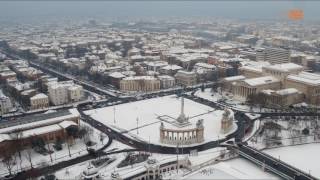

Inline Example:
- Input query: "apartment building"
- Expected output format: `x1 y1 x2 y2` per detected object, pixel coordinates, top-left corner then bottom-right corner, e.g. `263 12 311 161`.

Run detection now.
174 70 197 86
48 81 83 105
120 76 160 92
256 47 290 65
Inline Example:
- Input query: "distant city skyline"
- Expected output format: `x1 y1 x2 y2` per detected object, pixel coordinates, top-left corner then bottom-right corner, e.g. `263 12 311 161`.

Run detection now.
0 1 319 24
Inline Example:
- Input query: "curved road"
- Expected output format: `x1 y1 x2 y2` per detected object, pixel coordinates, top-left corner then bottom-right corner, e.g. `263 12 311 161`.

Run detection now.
77 97 242 155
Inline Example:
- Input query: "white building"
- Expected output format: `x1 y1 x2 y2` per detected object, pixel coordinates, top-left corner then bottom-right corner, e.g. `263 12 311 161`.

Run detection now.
30 93 49 110
159 65 183 76
0 91 13 115
48 81 83 105
193 62 217 81
175 70 197 86
158 75 175 89
262 63 303 82
68 85 84 102
120 76 160 92
256 47 290 65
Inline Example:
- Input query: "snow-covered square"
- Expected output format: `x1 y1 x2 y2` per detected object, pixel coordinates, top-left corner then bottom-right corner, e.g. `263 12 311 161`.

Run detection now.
85 95 237 147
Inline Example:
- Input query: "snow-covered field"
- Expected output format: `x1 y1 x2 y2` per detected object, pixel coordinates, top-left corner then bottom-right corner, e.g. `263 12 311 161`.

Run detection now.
264 143 320 178
195 88 271 112
51 138 280 180
184 158 279 179
85 95 237 146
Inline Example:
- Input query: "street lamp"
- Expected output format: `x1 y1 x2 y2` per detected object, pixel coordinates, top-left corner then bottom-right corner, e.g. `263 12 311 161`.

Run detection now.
113 106 116 124
136 117 139 134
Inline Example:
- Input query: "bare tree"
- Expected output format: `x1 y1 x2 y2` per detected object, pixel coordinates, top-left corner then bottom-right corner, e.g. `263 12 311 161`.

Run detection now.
25 148 33 169
10 131 23 171
1 148 17 176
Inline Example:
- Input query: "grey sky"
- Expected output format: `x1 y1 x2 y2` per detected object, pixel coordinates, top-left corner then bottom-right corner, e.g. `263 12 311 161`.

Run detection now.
0 1 319 23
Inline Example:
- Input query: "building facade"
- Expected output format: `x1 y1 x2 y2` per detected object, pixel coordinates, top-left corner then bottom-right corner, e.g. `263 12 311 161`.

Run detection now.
0 92 12 115
159 97 204 145
111 158 191 180
285 72 320 105
30 93 49 110
175 70 197 86
256 47 290 65
262 88 304 107
48 81 83 105
120 76 160 92
158 75 175 89
232 76 281 100
0 109 80 151
68 85 83 102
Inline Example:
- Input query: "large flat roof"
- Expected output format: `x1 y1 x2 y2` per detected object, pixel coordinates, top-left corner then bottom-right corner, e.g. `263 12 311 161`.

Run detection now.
263 63 303 72
287 72 320 86
244 76 280 87
0 108 79 133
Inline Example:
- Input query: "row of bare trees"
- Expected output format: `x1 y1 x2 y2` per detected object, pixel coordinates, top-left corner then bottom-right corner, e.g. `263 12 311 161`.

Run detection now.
0 124 93 177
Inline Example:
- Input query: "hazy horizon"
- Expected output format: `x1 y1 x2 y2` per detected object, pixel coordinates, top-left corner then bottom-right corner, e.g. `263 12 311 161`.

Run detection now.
0 1 319 24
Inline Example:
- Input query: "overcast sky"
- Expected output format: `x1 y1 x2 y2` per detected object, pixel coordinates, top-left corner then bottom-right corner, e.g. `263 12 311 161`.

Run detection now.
0 1 319 23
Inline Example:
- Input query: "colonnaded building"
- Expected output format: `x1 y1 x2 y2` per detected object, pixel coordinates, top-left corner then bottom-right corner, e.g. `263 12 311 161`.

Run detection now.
223 62 320 106
159 97 204 145
158 97 235 145
119 76 160 92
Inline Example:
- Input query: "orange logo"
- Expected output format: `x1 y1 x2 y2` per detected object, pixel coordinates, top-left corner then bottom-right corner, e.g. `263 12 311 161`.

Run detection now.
288 9 304 20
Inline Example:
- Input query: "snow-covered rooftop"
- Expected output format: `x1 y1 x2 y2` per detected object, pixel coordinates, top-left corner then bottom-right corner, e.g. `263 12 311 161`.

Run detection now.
275 88 299 96
244 76 280 87
224 75 246 82
161 65 183 71
109 72 126 79
122 76 158 81
287 72 320 86
0 108 79 134
263 63 303 72
194 63 216 69
30 93 48 100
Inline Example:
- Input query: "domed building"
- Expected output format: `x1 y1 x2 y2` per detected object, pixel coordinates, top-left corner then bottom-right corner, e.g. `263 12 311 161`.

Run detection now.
159 97 204 145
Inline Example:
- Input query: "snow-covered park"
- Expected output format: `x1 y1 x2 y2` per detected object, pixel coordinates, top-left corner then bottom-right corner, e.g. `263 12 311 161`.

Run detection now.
0 121 108 177
183 158 279 179
85 95 237 146
264 143 320 178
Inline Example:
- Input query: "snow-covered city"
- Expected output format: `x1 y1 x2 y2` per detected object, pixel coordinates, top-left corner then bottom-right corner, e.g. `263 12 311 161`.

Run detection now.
0 1 320 180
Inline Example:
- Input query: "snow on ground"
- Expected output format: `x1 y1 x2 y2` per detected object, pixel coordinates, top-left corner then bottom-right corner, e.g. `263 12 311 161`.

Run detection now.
53 160 89 180
264 143 320 178
52 141 279 180
183 158 279 179
195 88 271 112
243 120 261 142
248 117 320 150
0 121 108 177
245 117 320 178
85 95 237 147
